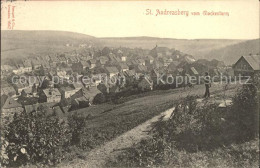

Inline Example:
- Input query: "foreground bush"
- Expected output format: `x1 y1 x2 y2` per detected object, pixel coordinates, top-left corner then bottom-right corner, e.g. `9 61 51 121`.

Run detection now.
230 84 258 140
2 110 72 167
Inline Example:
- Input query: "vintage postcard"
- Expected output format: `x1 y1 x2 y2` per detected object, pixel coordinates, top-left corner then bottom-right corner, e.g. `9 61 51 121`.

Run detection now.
1 0 259 167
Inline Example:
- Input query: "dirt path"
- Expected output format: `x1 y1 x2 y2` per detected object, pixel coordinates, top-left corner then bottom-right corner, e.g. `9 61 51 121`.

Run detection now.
59 107 175 168
58 83 240 168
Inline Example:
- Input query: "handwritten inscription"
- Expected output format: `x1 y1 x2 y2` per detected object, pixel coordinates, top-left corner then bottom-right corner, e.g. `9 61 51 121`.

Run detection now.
7 4 16 29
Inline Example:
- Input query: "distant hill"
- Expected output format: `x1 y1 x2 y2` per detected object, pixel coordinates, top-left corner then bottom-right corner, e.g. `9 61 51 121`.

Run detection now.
1 30 99 62
100 37 245 59
1 30 248 64
203 39 260 65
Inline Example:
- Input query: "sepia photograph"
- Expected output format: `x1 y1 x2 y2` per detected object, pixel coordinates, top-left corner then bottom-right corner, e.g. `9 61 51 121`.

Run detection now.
1 0 259 167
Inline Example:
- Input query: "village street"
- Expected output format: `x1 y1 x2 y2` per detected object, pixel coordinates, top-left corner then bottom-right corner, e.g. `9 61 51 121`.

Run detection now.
58 82 241 168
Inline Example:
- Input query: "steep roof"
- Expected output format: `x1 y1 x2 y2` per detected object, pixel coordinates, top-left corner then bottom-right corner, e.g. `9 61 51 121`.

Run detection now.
243 55 260 70
2 97 22 109
1 85 16 95
190 67 199 75
123 69 135 77
72 83 83 90
43 88 61 97
105 66 119 73
118 63 129 70
60 87 75 92
80 61 90 67
75 95 88 102
137 65 147 72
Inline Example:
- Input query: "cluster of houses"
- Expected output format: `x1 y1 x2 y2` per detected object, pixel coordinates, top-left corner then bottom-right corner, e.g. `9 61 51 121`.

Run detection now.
1 44 259 123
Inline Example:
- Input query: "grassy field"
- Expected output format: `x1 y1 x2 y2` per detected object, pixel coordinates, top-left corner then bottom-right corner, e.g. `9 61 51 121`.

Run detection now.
57 83 240 166
72 83 238 129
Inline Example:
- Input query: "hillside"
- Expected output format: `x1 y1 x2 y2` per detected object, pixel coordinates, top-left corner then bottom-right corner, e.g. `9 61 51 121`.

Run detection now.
203 39 260 65
1 30 100 63
1 30 247 63
100 37 245 59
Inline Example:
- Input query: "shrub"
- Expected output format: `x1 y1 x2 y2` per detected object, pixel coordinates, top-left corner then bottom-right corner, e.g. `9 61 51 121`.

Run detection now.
0 135 9 166
3 110 72 167
229 84 258 140
93 93 106 104
68 114 87 145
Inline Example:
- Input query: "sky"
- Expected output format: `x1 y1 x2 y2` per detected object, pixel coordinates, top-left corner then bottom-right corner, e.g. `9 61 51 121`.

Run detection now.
1 0 259 39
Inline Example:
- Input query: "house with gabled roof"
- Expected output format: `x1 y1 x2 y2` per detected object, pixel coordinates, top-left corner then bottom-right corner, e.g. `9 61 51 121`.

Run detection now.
23 60 33 72
2 97 23 121
135 64 148 73
59 86 78 99
72 95 89 109
41 88 61 103
117 63 129 72
105 66 119 78
77 87 101 105
233 54 260 77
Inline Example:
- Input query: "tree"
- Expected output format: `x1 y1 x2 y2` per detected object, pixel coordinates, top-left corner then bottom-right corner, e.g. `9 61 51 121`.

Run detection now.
93 93 106 104
68 114 87 145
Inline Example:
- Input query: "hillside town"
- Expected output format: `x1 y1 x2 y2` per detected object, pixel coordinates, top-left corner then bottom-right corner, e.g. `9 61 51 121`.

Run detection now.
1 45 259 124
